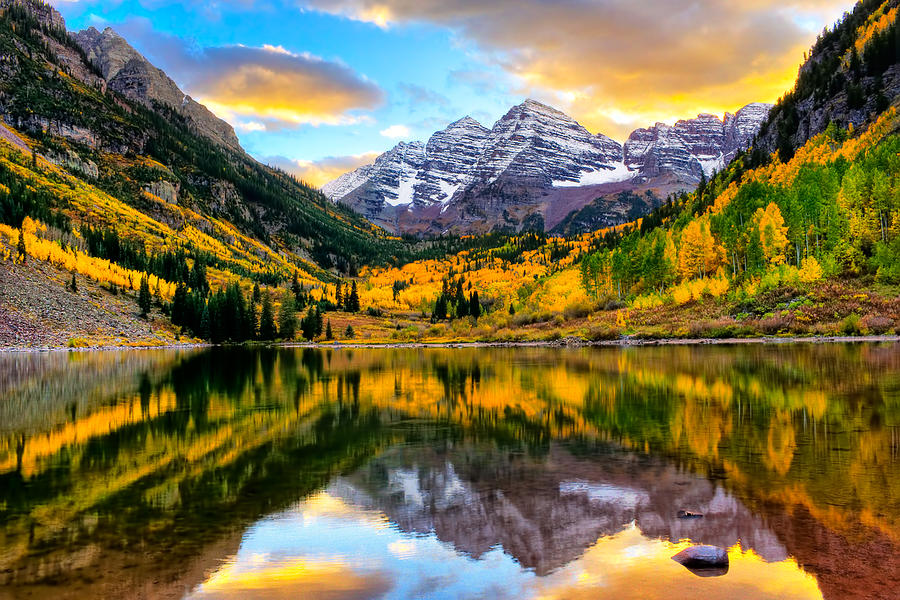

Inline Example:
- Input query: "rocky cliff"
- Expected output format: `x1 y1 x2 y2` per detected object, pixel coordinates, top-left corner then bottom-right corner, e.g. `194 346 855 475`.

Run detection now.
325 100 771 235
757 0 900 159
73 26 242 153
0 0 62 30
625 102 772 184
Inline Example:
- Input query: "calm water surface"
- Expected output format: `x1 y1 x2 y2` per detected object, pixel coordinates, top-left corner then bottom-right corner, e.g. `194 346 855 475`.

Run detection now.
1 344 900 599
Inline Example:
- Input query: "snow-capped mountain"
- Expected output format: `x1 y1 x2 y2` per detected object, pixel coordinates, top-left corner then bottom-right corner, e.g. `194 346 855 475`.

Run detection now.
415 116 490 205
324 99 771 235
625 103 773 184
470 100 624 188
323 141 426 220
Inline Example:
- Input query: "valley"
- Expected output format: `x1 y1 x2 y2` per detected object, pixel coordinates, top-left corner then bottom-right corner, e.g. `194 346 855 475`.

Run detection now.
0 0 898 350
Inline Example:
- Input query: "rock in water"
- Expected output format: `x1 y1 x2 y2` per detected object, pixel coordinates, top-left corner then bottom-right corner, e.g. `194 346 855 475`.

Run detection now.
672 545 729 573
677 510 704 519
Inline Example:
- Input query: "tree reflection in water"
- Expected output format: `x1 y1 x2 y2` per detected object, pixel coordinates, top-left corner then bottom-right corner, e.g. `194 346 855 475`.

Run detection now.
0 343 898 599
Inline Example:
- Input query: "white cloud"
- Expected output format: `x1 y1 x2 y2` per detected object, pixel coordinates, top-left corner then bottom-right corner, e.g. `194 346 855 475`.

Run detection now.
379 124 410 138
300 0 851 138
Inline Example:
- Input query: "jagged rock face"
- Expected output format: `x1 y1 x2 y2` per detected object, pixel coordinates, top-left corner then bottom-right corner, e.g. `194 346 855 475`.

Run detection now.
624 103 772 184
756 0 900 157
320 163 374 201
45 149 98 179
331 141 426 224
414 116 489 206
143 180 178 204
724 102 772 157
473 100 624 188
325 100 770 235
0 0 64 32
0 1 105 93
73 27 242 153
323 118 490 214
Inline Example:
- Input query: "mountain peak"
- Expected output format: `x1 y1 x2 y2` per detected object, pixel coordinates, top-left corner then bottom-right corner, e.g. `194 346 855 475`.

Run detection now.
448 115 485 129
0 0 65 32
73 26 242 152
514 98 570 118
520 98 554 109
324 100 771 235
625 102 772 182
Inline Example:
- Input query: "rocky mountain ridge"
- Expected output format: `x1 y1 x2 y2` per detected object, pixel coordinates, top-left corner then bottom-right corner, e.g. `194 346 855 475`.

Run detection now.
324 100 772 235
624 102 772 183
73 26 242 153
0 0 62 30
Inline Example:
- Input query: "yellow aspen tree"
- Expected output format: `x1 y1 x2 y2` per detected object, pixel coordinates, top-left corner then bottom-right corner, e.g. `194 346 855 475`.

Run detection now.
678 215 724 280
678 220 705 280
755 202 789 265
798 256 823 283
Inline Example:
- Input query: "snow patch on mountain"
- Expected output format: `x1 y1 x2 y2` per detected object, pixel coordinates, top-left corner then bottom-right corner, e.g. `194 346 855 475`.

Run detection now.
698 155 726 177
553 162 633 188
321 165 372 199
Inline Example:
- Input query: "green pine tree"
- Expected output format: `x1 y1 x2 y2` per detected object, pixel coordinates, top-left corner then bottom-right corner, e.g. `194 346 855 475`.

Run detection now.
301 307 316 341
279 291 297 340
326 319 333 340
138 275 152 318
455 284 468 318
16 229 26 262
259 292 277 341
247 297 258 340
348 281 360 312
314 305 323 336
433 295 448 320
291 272 302 302
199 304 211 340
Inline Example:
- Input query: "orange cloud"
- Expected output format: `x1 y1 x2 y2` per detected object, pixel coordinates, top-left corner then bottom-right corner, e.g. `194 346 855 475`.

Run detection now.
114 19 385 131
301 0 852 138
189 46 384 129
266 152 381 187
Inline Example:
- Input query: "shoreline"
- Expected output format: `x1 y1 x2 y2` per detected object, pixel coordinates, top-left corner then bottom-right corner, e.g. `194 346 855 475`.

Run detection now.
1 334 898 354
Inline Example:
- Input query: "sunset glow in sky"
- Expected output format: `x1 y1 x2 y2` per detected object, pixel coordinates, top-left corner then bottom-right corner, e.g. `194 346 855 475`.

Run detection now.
51 0 853 186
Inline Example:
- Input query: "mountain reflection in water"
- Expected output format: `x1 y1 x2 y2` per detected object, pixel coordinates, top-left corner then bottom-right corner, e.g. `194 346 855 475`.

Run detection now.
1 344 899 599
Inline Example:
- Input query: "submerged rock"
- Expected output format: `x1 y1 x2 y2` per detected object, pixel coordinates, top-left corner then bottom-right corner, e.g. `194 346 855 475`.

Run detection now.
672 545 729 575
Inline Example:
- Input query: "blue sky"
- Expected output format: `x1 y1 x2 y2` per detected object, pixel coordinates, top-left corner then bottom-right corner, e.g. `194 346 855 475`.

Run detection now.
50 0 851 185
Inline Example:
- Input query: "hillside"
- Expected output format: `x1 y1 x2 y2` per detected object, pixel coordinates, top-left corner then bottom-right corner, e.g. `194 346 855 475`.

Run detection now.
0 0 407 273
0 0 431 348
759 0 900 159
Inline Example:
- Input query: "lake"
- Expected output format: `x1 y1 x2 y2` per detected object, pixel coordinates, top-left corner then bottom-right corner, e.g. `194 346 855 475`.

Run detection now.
1 343 899 599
